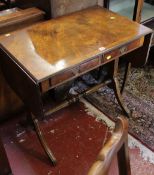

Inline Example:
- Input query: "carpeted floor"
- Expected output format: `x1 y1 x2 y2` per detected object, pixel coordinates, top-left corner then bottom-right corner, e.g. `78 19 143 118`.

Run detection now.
43 64 154 152
86 66 154 152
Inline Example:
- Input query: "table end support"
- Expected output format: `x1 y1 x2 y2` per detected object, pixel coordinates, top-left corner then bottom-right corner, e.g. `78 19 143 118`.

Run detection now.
112 76 132 118
31 114 57 166
120 62 131 95
109 59 132 118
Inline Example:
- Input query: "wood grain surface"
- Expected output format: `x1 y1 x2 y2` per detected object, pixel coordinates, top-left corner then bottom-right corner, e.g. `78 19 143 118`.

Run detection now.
0 6 151 82
0 7 44 24
0 7 45 119
88 117 131 175
0 66 22 119
0 7 45 34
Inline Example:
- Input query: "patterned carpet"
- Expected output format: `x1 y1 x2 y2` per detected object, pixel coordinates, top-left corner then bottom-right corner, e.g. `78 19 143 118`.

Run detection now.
53 64 154 151
86 66 154 151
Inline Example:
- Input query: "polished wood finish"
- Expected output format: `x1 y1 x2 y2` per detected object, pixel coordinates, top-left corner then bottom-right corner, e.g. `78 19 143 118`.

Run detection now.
0 7 45 119
0 7 45 34
14 0 51 19
0 6 151 82
88 116 131 175
103 38 143 64
0 6 152 119
142 17 154 47
0 47 44 119
79 57 100 73
31 114 57 165
124 33 153 67
0 137 12 175
0 6 152 164
113 75 131 118
40 37 144 90
110 59 131 118
0 66 22 119
133 0 144 23
0 7 19 16
45 80 112 117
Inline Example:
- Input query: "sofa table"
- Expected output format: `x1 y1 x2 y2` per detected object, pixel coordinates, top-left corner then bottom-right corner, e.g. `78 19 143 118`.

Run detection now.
0 6 152 164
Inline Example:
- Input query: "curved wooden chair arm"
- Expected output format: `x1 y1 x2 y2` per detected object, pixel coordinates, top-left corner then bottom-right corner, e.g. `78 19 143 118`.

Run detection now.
88 116 131 175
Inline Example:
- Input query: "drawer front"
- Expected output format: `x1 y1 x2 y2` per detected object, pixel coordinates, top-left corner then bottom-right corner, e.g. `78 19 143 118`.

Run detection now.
79 57 100 73
51 69 75 87
40 38 144 93
127 37 144 51
103 49 119 63
40 57 101 92
51 57 100 88
103 38 144 64
40 69 75 93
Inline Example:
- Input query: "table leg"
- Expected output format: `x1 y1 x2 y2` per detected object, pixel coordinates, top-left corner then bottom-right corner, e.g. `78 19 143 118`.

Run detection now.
124 33 152 67
111 59 131 118
31 114 57 165
121 62 131 94
112 76 131 118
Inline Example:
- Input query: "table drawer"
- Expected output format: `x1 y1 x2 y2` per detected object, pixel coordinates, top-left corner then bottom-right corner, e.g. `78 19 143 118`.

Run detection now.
40 38 143 93
40 57 101 92
51 69 75 87
40 69 75 92
79 57 100 73
103 38 144 63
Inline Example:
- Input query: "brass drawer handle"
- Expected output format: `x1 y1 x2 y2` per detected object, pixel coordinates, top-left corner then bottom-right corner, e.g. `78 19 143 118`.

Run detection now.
106 55 112 60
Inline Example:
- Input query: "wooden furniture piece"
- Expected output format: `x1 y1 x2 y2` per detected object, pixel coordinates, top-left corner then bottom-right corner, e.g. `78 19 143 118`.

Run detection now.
0 6 46 173
88 116 130 175
13 0 52 19
0 0 54 19
142 17 154 65
133 0 144 23
0 6 152 164
0 137 12 175
142 17 154 46
119 0 142 94
0 115 130 175
0 7 45 119
0 7 45 34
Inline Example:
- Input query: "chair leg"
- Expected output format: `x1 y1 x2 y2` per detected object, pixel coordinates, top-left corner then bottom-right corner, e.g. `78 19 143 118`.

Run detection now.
117 139 131 175
31 114 57 165
121 62 131 94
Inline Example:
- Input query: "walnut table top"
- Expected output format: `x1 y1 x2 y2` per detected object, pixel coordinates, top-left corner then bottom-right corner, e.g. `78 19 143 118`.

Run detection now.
0 6 151 82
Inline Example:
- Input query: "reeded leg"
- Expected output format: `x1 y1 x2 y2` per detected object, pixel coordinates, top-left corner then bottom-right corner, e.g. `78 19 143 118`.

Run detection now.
31 114 57 165
121 62 131 94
